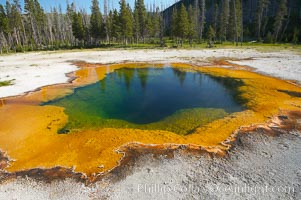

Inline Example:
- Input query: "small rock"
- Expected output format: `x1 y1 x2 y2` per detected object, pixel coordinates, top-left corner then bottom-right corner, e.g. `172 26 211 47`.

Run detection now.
278 115 289 120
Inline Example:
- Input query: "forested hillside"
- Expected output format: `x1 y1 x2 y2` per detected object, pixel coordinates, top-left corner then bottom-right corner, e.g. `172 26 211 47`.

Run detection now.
164 0 301 44
0 0 300 54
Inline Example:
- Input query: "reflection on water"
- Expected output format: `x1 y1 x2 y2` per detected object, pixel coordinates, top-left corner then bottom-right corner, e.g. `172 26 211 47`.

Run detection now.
45 66 244 134
172 68 186 86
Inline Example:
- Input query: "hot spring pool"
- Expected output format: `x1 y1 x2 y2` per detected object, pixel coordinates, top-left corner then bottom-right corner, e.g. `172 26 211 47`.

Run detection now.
45 65 244 135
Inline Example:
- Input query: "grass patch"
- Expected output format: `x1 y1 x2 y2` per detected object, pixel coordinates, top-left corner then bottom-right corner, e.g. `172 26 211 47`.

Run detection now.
2 40 300 55
0 79 14 87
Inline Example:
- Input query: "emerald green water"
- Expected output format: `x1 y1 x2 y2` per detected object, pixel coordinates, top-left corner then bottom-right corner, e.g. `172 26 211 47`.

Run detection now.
45 66 244 135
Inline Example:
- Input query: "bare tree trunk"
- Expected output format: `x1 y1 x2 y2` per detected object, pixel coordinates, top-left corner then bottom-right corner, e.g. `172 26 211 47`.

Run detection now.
0 32 3 54
7 33 14 52
199 0 205 42
261 8 269 38
159 12 164 46
1 32 9 53
44 23 51 47
233 0 238 46
213 3 218 34
104 0 109 44
47 15 54 46
194 0 200 39
21 17 28 46
241 0 244 46
280 8 290 41
29 13 39 47
256 6 263 40
13 28 19 46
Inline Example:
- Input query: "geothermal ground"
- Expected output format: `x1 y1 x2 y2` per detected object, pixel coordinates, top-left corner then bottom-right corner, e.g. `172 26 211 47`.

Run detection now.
1 48 301 98
0 48 301 199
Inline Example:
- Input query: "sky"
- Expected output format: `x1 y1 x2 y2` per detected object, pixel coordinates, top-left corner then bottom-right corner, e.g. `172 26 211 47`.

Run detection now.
0 0 178 13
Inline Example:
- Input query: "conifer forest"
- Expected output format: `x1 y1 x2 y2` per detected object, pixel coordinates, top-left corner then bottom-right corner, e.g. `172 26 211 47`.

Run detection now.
0 0 300 53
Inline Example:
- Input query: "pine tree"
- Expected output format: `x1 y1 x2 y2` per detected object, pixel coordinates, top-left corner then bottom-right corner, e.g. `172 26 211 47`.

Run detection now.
228 0 241 46
119 0 133 45
255 0 270 41
171 7 178 40
236 0 243 45
145 13 153 40
65 2 76 46
10 0 25 47
199 0 205 42
72 12 85 42
33 0 47 45
234 0 239 46
151 7 161 39
218 0 230 42
187 5 196 47
24 0 46 47
24 0 37 46
125 4 133 42
80 9 91 44
0 4 9 53
4 1 14 49
265 31 273 43
57 5 65 43
158 6 164 46
111 9 121 42
134 0 146 42
194 0 200 40
207 25 215 42
292 27 299 44
53 7 59 39
90 0 103 43
178 4 189 46
0 0 300 51
106 10 113 44
133 1 140 43
0 5 8 34
212 3 218 36
206 25 215 48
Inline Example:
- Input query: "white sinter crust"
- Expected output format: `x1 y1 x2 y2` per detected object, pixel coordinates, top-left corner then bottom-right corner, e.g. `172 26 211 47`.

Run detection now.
1 49 300 98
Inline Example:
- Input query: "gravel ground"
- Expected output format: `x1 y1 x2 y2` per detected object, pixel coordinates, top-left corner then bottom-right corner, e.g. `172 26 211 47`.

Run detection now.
229 52 301 84
1 132 300 200
101 132 301 200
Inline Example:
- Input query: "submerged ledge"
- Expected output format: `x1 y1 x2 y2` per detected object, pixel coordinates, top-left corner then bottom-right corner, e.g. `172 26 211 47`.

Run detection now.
0 61 301 179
